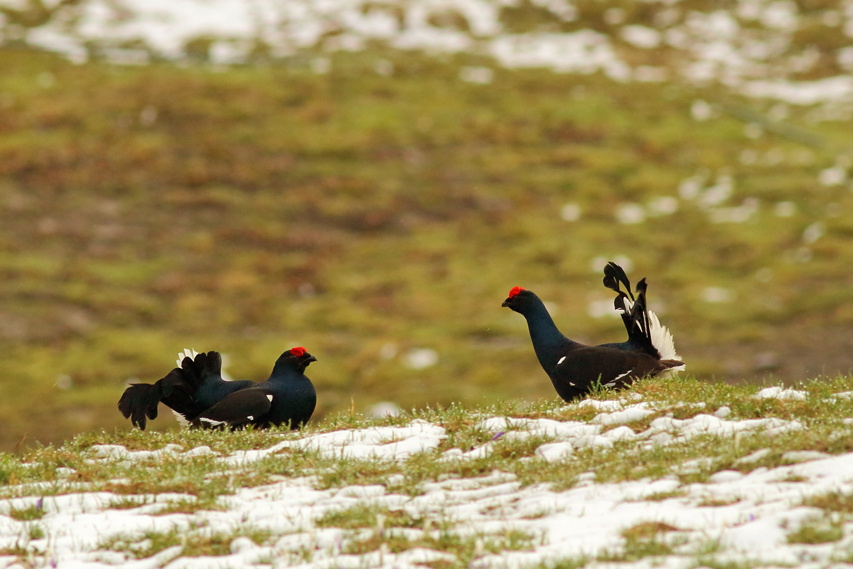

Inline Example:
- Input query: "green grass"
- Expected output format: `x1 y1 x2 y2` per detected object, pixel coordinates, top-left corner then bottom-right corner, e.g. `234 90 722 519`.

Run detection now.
786 515 844 545
1 375 853 567
805 491 853 514
2 11 853 452
597 521 686 562
8 503 46 521
107 496 151 510
101 525 273 559
0 374 852 502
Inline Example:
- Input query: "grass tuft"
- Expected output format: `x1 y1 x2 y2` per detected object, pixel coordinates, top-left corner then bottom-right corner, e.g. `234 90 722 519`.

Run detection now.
804 491 853 514
597 521 686 562
102 526 273 559
8 503 46 521
786 516 844 545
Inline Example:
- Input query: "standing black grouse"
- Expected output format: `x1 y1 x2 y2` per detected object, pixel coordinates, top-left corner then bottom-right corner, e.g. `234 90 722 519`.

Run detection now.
118 347 317 430
502 262 684 401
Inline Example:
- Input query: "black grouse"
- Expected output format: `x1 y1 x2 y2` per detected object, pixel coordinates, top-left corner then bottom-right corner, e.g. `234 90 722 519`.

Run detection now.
190 347 317 430
118 347 317 430
502 262 683 401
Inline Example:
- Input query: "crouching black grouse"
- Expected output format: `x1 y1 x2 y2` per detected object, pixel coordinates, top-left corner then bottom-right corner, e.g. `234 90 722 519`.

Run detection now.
502 262 684 401
118 347 317 430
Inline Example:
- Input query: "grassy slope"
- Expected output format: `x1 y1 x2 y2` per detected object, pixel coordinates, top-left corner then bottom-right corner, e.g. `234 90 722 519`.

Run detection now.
7 374 853 496
1 43 853 448
3 375 853 567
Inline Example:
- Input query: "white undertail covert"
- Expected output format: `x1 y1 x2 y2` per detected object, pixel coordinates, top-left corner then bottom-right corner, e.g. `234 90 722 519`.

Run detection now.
172 348 199 426
177 348 199 368
620 298 684 373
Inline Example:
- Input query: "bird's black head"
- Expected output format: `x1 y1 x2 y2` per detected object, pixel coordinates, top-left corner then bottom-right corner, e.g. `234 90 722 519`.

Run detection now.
275 346 317 373
501 286 539 314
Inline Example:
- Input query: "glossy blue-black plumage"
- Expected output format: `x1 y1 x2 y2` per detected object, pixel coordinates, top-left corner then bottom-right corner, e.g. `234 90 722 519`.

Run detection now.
118 348 316 430
598 261 660 358
502 264 682 401
192 349 317 429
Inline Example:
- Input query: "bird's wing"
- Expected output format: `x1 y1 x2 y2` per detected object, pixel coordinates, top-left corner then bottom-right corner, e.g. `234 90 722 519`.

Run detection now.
158 368 200 406
554 346 667 393
192 388 273 427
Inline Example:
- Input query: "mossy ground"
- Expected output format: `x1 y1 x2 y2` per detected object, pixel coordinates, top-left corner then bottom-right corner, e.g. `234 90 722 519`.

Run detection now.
1 35 852 449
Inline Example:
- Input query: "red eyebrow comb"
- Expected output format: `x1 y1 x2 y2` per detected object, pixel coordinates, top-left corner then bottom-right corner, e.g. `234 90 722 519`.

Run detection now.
508 286 525 298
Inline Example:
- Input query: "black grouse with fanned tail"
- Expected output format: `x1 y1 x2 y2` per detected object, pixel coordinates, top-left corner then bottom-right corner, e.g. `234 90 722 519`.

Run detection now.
502 263 684 401
118 347 317 430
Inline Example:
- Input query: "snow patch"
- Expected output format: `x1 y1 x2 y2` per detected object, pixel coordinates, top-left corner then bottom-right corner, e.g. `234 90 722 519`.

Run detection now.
222 420 447 465
755 386 808 401
3 396 850 569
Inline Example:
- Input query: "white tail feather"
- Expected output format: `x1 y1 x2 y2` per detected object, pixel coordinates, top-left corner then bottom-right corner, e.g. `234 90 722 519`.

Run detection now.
171 409 190 427
176 348 199 368
648 310 685 378
617 299 684 371
647 311 680 362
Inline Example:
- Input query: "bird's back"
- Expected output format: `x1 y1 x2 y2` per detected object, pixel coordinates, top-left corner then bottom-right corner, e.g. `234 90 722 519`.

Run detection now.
166 351 254 417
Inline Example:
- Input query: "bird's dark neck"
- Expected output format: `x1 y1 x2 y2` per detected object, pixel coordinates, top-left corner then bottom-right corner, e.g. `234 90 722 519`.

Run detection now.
522 298 574 374
269 364 308 384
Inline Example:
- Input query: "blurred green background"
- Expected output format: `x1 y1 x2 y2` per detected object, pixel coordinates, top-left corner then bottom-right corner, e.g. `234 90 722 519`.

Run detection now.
2 0 853 450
